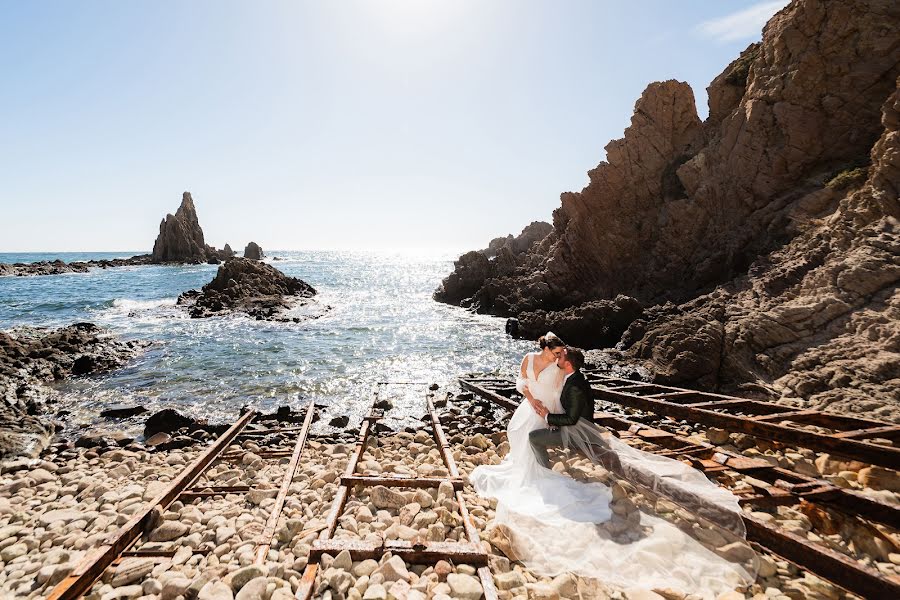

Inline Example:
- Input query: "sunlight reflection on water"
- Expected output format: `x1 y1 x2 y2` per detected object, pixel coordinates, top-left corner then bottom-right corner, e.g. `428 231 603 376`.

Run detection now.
0 251 531 434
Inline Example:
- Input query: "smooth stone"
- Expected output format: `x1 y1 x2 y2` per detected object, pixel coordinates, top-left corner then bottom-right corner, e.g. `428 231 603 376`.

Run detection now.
149 521 188 542
199 580 235 600
228 565 266 592
446 574 483 600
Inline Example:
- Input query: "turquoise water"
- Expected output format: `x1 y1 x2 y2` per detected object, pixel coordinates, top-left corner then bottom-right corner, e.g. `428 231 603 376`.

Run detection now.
0 251 529 432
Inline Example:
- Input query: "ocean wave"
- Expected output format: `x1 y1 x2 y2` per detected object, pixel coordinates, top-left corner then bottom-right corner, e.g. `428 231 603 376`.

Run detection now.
109 298 178 311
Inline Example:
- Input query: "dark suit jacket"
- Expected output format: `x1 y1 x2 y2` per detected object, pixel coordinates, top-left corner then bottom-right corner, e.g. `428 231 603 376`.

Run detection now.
547 370 595 427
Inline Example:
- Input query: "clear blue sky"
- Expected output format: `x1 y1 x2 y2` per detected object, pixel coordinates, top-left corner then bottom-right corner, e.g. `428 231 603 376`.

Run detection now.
0 0 789 253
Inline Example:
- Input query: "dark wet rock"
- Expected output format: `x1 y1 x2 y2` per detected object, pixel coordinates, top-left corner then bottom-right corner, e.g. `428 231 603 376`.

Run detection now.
244 242 264 260
373 399 393 410
143 408 201 438
0 255 152 278
329 415 350 428
0 324 148 459
176 257 317 321
516 295 643 348
100 404 149 419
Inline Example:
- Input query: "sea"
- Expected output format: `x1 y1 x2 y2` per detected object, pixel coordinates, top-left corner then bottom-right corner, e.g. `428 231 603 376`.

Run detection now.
0 251 529 435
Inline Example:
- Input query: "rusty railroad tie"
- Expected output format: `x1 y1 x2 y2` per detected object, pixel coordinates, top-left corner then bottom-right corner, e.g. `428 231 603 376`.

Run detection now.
47 401 317 600
460 377 900 600
296 397 499 600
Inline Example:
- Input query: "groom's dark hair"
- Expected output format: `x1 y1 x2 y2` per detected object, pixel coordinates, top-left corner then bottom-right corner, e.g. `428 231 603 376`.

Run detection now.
564 347 585 371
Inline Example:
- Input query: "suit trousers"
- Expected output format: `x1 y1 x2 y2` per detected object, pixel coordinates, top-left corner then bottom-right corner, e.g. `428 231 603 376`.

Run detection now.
528 427 565 469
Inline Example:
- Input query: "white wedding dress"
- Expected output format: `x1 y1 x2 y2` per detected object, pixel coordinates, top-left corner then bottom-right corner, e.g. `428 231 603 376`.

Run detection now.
470 353 756 598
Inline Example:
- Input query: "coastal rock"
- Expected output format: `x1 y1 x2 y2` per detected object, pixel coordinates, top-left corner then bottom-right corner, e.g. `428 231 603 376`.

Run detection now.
243 242 264 260
435 0 900 419
433 221 551 307
143 408 201 438
0 323 148 458
152 192 212 263
517 295 643 347
176 257 316 321
0 255 153 278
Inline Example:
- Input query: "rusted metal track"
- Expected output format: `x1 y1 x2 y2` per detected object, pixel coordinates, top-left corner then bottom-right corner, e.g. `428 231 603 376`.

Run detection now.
47 403 321 600
299 393 498 600
460 377 900 600
254 400 317 564
585 376 900 470
47 410 257 600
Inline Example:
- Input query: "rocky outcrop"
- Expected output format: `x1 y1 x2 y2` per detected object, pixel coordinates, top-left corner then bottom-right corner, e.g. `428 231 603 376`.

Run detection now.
437 0 900 418
151 192 209 263
150 191 235 264
0 255 153 278
623 75 900 420
0 324 148 458
518 295 643 348
177 257 317 320
244 242 264 260
434 221 551 307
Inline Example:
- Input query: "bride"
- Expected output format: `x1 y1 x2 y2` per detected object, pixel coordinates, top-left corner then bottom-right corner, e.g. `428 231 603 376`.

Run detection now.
470 333 757 599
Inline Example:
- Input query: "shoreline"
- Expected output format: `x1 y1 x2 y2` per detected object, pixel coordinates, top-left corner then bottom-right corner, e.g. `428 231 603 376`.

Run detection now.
3 393 899 599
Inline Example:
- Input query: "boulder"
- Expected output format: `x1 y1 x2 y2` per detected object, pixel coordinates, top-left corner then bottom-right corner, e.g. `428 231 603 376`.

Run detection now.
143 408 200 438
244 242 264 260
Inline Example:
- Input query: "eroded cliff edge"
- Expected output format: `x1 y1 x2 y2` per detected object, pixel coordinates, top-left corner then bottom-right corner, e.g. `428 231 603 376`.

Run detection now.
435 0 900 419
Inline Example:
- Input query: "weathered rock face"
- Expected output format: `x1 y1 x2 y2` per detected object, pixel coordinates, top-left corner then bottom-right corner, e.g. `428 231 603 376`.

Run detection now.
243 242 264 260
177 257 316 320
433 221 551 307
151 192 215 264
624 75 900 420
518 295 643 349
437 0 900 418
0 324 148 458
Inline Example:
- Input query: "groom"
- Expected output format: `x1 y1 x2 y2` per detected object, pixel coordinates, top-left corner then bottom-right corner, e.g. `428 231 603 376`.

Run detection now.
529 347 595 469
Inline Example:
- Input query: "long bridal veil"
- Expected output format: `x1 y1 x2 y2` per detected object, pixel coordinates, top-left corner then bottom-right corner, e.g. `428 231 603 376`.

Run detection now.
474 405 758 599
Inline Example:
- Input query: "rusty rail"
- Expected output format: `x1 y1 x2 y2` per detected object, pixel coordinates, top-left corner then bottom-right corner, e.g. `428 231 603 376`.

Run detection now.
47 410 257 600
47 403 317 600
298 392 498 600
585 375 900 470
460 377 900 600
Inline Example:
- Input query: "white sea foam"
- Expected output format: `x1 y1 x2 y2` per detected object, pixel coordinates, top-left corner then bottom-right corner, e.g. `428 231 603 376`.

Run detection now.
110 298 177 312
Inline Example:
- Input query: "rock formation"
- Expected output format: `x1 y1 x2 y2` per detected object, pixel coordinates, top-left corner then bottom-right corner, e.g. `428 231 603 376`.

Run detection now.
434 221 551 307
0 323 148 458
151 192 211 263
0 255 153 277
177 257 317 320
436 0 900 419
244 242 264 260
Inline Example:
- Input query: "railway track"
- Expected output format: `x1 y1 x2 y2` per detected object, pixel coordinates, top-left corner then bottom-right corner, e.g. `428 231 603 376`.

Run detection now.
46 402 317 600
297 387 498 600
460 376 900 600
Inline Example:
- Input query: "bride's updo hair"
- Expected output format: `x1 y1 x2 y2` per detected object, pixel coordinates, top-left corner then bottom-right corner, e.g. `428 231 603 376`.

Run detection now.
538 332 565 349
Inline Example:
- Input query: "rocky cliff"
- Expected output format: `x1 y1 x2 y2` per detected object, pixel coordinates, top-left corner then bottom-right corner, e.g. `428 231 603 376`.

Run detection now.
436 0 900 418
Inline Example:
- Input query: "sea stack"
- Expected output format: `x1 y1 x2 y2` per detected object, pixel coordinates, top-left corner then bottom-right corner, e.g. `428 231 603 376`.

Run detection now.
244 241 264 260
151 192 211 263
